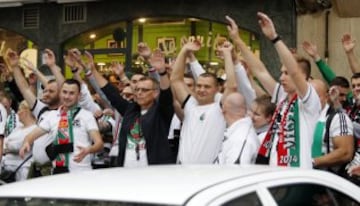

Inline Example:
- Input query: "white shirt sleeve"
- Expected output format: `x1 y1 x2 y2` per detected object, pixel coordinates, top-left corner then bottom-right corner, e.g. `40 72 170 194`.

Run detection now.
189 60 205 81
84 111 99 132
79 83 101 114
330 112 354 138
234 63 256 109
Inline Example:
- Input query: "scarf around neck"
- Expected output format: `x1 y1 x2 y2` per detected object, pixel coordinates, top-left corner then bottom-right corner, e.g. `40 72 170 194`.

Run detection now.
256 94 301 167
5 109 17 136
54 105 80 169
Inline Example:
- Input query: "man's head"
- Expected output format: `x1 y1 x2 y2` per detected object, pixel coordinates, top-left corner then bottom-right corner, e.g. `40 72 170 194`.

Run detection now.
249 95 276 129
130 72 145 91
311 79 329 109
121 85 134 102
184 73 195 92
222 92 247 125
195 73 219 105
17 100 35 123
134 77 159 110
41 79 60 108
330 76 350 106
60 79 81 109
279 55 311 94
0 92 12 112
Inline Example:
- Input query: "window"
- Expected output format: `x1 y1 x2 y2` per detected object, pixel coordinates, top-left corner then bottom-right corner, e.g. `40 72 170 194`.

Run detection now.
223 192 262 206
269 183 359 206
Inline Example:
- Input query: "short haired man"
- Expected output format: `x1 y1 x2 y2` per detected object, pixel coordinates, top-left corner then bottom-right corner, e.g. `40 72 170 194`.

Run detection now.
20 79 103 174
91 50 175 167
171 41 237 164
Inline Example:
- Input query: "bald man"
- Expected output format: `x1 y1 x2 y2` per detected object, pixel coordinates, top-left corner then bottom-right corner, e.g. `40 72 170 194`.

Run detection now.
310 79 354 173
215 92 259 164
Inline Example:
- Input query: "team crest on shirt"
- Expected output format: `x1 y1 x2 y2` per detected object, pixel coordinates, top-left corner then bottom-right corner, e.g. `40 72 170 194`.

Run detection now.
73 119 81 127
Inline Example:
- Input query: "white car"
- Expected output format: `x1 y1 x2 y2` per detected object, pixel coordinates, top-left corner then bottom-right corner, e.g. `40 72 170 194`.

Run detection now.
0 165 359 206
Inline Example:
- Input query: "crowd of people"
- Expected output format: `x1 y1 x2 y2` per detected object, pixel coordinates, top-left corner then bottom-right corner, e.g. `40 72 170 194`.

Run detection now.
0 12 359 186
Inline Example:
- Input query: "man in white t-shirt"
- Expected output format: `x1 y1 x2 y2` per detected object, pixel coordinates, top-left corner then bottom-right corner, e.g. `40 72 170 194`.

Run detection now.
215 92 259 164
171 41 237 164
20 79 103 174
227 14 321 168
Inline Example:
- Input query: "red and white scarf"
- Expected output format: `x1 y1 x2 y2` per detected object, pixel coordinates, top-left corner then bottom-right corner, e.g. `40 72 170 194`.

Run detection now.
256 94 301 167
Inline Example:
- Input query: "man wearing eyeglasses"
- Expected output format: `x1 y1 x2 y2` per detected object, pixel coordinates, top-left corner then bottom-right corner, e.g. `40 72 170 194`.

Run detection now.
92 50 174 167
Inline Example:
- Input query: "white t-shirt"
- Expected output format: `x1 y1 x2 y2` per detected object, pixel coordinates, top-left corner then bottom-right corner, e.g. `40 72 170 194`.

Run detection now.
269 83 321 169
215 117 260 164
39 108 99 172
31 100 55 164
0 103 7 136
178 96 226 164
123 111 148 168
3 125 36 167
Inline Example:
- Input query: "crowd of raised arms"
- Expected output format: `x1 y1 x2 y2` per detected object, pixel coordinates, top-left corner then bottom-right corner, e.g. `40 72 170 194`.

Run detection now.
0 12 360 185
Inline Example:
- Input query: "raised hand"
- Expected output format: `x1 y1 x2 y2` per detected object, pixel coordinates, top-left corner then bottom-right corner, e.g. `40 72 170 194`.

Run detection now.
226 16 240 41
302 41 321 61
43 49 56 68
216 41 234 56
5 48 19 68
137 42 152 59
149 49 166 72
21 57 36 72
84 50 95 70
257 12 277 40
183 40 201 52
342 34 356 53
110 61 125 77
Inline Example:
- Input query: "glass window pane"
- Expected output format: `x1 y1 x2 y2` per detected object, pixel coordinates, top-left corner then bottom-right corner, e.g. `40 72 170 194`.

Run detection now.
223 192 262 206
269 183 359 206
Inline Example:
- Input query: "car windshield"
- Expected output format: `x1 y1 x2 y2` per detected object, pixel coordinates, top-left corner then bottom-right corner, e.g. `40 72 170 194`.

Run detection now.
0 198 175 206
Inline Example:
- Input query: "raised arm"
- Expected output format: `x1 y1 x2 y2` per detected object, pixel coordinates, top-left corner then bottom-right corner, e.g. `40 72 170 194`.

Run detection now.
22 57 49 87
226 15 277 95
43 49 65 87
216 41 237 101
257 12 308 98
5 49 36 108
149 49 170 90
170 41 201 104
342 33 360 74
302 41 336 83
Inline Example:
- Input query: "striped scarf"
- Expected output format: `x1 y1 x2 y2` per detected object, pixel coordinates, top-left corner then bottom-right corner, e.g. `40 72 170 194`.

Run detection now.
54 106 80 170
256 94 301 167
5 109 16 136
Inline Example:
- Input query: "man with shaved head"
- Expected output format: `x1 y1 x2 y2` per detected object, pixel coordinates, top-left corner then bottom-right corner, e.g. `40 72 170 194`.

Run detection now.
215 92 259 164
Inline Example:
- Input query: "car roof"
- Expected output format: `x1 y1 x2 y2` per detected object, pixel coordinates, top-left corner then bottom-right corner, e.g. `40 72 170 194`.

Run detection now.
0 165 359 205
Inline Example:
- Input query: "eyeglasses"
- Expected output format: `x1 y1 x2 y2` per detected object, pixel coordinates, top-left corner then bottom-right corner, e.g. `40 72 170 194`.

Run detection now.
134 87 155 93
